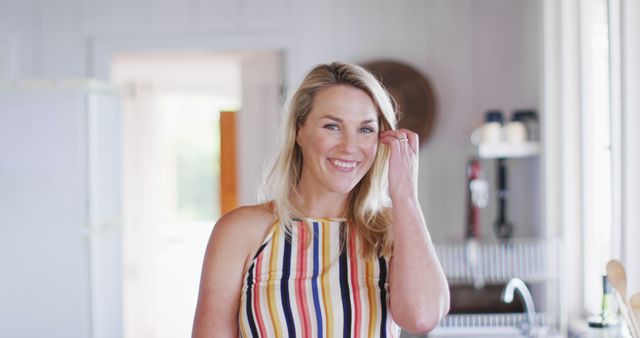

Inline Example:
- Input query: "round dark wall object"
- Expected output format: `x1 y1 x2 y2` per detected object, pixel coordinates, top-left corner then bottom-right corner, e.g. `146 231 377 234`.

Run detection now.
362 60 437 147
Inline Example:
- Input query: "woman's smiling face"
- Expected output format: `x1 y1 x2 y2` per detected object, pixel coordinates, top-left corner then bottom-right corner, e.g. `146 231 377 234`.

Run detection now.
296 84 380 196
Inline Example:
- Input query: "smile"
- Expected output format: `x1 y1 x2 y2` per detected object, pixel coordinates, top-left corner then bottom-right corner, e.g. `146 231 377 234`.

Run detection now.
329 158 359 171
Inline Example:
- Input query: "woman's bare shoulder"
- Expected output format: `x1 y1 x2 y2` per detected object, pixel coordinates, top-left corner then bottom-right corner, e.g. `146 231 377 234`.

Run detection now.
209 203 277 278
194 203 276 336
212 202 276 244
217 202 275 226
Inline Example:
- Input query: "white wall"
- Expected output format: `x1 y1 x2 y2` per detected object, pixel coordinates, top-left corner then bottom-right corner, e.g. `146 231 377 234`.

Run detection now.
421 0 542 241
621 0 640 297
0 0 541 240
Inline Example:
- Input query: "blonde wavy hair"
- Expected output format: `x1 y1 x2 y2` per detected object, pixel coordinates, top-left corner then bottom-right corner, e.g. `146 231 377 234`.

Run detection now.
262 61 398 258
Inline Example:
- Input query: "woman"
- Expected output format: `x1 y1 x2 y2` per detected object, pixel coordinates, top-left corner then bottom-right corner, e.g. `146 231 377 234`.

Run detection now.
192 62 449 337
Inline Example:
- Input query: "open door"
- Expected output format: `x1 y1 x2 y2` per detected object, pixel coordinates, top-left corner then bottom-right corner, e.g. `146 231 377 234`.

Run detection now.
220 110 237 214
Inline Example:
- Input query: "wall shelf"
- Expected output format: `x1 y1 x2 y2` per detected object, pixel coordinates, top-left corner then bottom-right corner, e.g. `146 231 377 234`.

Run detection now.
477 142 540 159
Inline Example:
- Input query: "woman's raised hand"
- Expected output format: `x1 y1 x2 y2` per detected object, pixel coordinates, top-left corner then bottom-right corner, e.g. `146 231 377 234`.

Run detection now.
379 128 419 203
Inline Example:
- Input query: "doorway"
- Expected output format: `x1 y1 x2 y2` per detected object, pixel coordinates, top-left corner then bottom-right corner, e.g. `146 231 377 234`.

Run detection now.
110 50 281 337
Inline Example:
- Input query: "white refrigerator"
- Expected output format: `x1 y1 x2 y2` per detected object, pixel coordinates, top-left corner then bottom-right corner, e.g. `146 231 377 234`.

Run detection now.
0 80 123 338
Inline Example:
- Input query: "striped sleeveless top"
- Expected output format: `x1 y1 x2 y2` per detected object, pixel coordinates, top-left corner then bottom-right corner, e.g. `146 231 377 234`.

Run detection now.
238 218 400 338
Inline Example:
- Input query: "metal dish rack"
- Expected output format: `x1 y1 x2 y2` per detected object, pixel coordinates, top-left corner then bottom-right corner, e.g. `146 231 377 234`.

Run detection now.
434 238 563 330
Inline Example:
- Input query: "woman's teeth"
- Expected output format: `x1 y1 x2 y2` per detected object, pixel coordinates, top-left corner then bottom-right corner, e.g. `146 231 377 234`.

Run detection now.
330 159 357 169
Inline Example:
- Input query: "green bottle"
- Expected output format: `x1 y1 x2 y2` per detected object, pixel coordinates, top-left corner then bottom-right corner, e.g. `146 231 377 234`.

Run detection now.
602 275 614 322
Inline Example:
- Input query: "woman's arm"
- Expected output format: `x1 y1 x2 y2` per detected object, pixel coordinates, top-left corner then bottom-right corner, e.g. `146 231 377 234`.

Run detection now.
192 205 273 338
380 129 450 334
388 197 449 333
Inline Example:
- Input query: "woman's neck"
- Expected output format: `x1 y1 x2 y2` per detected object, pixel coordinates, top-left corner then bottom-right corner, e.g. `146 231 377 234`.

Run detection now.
294 186 349 219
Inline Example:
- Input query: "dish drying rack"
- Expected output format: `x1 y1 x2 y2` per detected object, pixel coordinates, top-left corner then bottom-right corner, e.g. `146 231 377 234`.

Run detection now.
438 312 557 329
434 238 563 330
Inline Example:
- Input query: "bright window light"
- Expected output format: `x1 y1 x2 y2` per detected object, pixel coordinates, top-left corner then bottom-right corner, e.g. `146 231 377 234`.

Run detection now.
582 0 616 316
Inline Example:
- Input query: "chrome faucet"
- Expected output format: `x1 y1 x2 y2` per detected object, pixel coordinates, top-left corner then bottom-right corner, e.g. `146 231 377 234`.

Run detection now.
502 277 537 335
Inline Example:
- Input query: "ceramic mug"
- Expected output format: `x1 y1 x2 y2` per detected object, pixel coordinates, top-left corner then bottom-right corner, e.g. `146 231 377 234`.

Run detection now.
503 121 527 143
470 122 502 145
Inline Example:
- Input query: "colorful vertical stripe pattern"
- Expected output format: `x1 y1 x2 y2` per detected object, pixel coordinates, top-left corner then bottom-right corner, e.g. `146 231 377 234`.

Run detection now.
239 218 400 338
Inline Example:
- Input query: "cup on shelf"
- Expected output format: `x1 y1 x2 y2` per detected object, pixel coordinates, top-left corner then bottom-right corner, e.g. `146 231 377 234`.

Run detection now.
503 120 527 143
512 109 539 141
470 110 504 145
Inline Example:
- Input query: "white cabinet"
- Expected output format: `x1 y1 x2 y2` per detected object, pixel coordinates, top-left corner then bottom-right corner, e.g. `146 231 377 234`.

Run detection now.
0 80 122 338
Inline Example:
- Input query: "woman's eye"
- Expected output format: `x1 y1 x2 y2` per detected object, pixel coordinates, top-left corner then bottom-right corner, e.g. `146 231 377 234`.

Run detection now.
324 124 339 130
360 127 376 133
